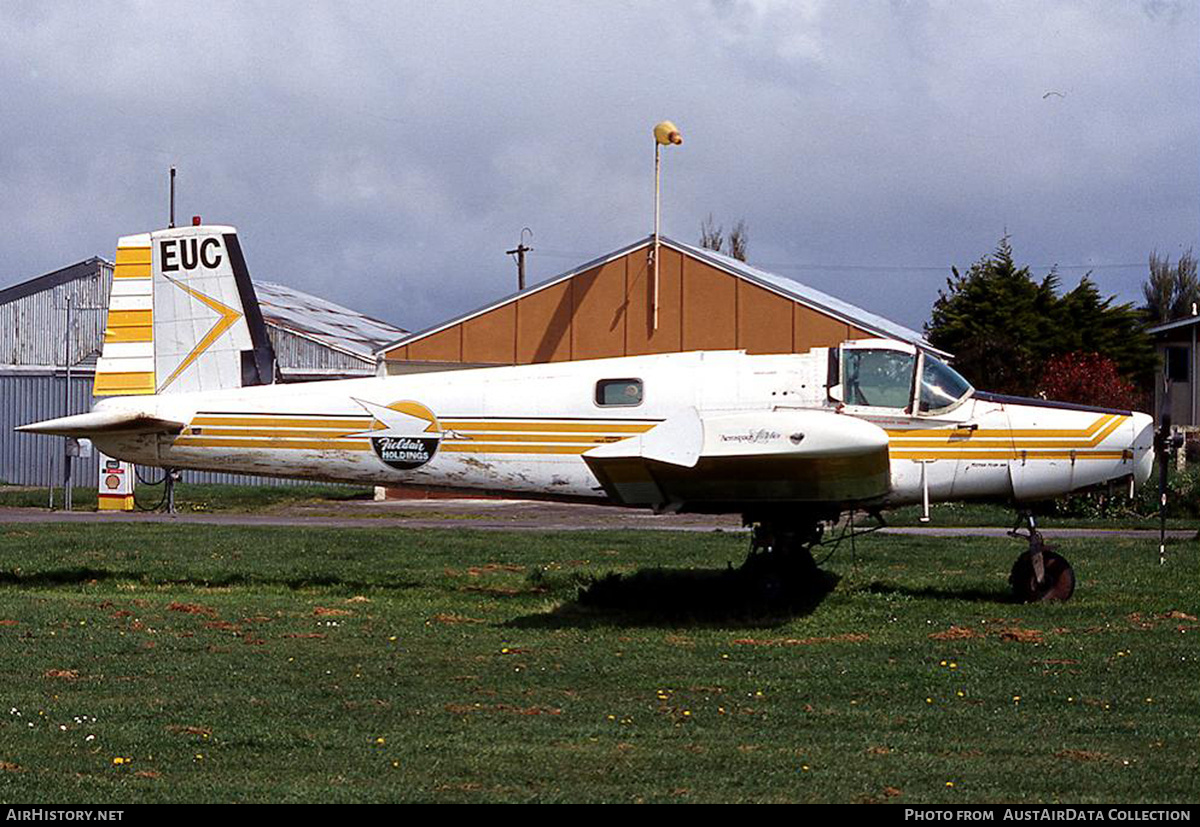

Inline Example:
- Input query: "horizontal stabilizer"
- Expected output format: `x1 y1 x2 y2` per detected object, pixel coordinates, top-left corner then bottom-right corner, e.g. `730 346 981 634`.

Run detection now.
17 410 185 438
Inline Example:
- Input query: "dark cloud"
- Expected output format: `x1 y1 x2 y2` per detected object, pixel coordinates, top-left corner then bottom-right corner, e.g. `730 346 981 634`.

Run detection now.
0 1 1196 335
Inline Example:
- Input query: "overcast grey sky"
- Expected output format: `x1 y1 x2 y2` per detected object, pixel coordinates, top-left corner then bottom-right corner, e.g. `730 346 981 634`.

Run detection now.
1 1 1196 336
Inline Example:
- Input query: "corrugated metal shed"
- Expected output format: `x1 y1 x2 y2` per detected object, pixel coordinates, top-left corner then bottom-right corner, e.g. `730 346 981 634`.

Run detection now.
0 258 112 368
1 259 407 487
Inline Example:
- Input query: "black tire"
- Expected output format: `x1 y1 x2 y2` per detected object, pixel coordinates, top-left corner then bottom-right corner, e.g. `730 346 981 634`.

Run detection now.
1009 550 1075 602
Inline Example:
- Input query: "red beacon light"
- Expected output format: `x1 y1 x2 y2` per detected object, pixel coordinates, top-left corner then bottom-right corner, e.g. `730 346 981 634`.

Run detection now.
192 215 202 226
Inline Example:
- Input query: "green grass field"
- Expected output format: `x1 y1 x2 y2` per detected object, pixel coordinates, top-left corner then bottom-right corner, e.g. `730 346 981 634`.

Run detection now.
0 483 373 513
0 523 1196 803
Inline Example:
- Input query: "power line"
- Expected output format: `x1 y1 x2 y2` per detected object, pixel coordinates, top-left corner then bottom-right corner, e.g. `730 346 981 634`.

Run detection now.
756 261 1146 273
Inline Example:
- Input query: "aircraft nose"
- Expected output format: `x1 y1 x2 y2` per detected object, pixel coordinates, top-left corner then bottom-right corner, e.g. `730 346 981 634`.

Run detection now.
1131 411 1155 486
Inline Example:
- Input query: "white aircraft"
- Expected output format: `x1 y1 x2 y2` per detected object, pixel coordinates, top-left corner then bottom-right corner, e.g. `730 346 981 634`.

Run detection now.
20 224 1157 602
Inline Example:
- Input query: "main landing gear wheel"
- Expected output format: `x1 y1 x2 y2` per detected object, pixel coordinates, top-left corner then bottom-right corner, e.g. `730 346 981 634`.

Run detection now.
1009 549 1075 602
1008 513 1075 602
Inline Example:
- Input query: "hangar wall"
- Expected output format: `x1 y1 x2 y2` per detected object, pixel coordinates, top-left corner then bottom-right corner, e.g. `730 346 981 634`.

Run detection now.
381 241 876 371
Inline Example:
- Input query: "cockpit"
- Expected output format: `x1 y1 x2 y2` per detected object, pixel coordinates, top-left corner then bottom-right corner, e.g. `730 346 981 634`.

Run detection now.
834 340 974 416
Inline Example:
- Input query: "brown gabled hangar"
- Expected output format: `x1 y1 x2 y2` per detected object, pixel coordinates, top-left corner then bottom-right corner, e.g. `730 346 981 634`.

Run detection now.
377 235 938 373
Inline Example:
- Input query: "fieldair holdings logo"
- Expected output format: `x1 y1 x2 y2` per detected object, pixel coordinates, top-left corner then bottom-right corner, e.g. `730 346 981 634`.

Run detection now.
351 399 443 470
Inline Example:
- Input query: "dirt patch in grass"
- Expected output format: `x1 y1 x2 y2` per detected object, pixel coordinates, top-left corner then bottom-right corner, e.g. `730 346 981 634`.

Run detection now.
732 633 869 646
999 628 1044 644
430 613 486 625
167 725 212 737
468 564 526 576
464 585 544 597
444 703 561 716
43 669 79 680
313 607 352 617
929 625 982 640
168 602 218 618
204 621 240 631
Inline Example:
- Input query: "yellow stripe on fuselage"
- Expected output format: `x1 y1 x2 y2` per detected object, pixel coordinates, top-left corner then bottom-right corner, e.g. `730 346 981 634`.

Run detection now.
174 414 655 455
887 414 1118 441
886 414 1130 461
173 437 374 452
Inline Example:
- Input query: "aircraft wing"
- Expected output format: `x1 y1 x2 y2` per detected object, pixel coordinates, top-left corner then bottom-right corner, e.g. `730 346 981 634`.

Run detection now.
17 410 185 438
583 409 891 511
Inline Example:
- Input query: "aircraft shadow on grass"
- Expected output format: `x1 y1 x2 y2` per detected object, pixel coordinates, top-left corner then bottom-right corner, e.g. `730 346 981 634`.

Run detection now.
506 564 840 629
859 581 1016 604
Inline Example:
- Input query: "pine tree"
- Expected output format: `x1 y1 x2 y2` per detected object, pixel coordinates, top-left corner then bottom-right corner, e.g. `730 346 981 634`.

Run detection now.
926 236 1155 396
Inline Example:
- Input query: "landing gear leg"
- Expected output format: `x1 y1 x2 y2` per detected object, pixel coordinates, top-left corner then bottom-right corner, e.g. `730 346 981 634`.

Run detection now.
1008 512 1075 602
739 516 825 605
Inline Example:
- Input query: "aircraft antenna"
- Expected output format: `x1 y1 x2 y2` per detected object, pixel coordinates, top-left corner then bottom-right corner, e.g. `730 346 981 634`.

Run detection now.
168 166 176 229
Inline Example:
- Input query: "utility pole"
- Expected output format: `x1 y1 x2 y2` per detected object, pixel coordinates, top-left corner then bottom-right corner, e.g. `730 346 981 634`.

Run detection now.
506 228 533 291
63 295 72 511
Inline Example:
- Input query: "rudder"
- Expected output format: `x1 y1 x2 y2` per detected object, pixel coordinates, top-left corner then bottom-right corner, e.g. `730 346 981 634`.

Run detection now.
95 225 276 397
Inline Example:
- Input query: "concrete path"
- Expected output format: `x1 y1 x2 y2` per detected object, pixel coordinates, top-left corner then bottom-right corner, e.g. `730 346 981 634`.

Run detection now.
0 499 1195 539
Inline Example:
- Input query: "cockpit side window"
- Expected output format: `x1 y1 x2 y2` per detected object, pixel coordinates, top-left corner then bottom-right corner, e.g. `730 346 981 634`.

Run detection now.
918 356 974 414
842 349 915 410
596 378 644 407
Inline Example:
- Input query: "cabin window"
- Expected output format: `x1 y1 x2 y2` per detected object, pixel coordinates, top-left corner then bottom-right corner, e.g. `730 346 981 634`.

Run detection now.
842 349 915 410
596 378 644 407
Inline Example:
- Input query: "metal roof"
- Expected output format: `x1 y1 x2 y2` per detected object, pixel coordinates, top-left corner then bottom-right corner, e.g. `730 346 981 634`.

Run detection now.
1147 315 1200 335
669 238 942 354
2 259 408 365
253 280 408 361
379 235 943 356
0 258 109 306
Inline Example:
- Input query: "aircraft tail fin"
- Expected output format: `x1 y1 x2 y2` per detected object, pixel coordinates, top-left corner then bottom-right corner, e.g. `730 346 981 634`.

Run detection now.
94 224 276 397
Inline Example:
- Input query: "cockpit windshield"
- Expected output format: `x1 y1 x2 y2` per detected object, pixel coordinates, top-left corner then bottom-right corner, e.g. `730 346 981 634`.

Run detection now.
841 347 973 414
918 355 974 413
842 349 916 410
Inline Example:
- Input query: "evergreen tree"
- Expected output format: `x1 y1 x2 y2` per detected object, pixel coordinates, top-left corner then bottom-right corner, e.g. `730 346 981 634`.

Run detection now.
926 237 1155 397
